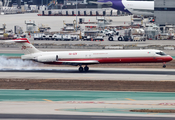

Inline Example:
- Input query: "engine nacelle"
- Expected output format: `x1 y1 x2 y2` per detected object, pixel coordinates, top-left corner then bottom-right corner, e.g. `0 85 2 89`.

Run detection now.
37 55 58 62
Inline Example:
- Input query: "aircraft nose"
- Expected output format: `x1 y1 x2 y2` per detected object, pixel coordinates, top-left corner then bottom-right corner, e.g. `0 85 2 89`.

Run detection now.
166 56 173 61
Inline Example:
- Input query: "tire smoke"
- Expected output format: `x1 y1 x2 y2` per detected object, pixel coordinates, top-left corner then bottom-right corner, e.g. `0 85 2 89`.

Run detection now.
0 56 38 70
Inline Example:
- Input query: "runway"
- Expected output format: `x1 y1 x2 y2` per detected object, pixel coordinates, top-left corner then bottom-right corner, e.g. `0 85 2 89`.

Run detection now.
1 67 175 119
0 67 175 81
0 90 175 119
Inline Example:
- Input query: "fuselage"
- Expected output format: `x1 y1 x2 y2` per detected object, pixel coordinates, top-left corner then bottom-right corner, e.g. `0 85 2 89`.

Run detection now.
98 0 154 16
21 49 173 65
10 38 173 72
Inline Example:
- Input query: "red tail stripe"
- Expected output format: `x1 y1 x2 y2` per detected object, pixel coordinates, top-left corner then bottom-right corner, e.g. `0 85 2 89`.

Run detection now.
13 38 30 43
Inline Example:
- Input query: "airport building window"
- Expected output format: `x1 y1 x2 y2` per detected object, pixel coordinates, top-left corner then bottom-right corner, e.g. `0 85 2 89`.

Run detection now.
155 8 175 11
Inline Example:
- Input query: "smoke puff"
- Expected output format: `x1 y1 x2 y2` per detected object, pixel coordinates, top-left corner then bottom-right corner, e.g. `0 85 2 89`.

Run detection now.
0 56 38 70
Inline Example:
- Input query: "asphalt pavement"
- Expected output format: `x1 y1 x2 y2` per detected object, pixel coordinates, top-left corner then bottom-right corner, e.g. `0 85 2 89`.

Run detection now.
0 67 175 81
0 114 174 120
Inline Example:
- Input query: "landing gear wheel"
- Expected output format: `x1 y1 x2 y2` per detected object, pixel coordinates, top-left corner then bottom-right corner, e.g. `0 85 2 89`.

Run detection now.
84 66 89 72
79 67 83 72
163 64 166 68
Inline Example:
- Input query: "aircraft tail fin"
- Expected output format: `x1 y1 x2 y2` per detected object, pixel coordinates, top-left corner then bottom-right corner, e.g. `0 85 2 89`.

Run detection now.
6 38 41 55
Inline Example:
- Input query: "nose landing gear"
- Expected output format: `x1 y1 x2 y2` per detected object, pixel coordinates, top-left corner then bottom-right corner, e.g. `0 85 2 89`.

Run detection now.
79 65 89 72
163 62 166 68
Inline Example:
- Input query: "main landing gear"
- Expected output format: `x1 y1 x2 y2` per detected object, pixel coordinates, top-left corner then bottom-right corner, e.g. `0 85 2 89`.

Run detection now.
79 65 89 72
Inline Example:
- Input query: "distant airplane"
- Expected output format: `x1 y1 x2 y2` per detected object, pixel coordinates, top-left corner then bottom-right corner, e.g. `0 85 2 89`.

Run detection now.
6 38 173 72
90 0 154 16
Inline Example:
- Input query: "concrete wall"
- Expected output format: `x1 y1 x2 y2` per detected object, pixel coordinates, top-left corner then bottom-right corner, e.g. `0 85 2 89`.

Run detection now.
155 0 175 25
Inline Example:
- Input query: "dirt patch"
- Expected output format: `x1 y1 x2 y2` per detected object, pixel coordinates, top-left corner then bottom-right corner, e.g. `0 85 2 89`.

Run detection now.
1 79 175 92
130 109 175 113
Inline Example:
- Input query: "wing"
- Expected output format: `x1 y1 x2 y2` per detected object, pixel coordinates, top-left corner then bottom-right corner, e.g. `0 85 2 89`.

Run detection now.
59 60 99 66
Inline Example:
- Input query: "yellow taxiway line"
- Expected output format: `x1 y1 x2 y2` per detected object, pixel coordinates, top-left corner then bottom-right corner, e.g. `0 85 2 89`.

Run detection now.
125 98 135 101
43 99 53 102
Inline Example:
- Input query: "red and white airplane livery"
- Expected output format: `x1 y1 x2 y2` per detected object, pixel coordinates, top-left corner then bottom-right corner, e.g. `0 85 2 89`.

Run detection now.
8 38 173 72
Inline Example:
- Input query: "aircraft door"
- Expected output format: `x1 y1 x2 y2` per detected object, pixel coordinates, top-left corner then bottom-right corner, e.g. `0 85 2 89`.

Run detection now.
56 55 58 61
85 53 92 58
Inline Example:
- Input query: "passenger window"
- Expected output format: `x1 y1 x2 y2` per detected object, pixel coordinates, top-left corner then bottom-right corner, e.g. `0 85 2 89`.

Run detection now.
56 55 58 61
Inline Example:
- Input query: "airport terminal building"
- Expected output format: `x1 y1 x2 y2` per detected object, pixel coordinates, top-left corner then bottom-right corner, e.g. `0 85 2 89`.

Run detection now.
155 0 175 26
1 0 76 6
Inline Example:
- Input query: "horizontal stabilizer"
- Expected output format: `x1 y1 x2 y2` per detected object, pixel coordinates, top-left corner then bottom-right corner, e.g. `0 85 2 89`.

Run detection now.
5 40 28 43
5 38 30 43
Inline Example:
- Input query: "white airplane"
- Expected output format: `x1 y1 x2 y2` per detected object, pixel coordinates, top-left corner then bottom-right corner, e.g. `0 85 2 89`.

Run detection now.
90 0 154 16
7 38 173 72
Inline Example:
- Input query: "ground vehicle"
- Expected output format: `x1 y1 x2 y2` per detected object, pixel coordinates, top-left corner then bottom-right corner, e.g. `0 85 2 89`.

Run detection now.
83 35 91 41
34 33 45 40
34 33 79 41
108 30 125 41
93 36 104 41
41 34 46 40
70 34 79 41
62 34 71 41
45 34 53 40
52 34 62 41
103 29 114 36
108 29 146 41
83 30 104 41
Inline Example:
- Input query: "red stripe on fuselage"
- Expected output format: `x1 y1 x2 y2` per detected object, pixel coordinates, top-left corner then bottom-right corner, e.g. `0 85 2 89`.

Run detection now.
41 56 173 65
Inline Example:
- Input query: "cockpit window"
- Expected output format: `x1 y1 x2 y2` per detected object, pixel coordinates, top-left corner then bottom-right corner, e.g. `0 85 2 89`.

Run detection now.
156 52 166 56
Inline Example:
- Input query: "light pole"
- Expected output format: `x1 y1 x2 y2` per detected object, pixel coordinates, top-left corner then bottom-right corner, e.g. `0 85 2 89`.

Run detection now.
76 0 77 32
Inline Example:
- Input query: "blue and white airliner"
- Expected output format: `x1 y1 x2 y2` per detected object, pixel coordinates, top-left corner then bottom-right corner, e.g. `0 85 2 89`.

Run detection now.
90 0 154 16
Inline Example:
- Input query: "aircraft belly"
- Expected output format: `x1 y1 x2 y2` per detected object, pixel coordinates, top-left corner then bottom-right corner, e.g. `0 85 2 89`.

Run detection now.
122 1 154 16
